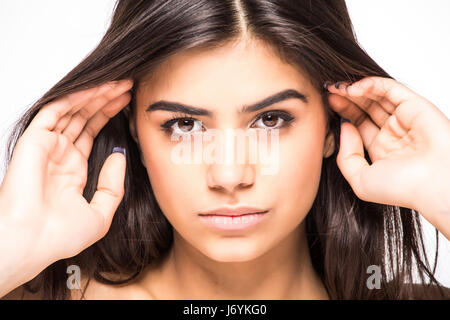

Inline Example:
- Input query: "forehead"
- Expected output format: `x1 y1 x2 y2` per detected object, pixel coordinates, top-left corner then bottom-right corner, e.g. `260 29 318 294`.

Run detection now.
138 39 313 108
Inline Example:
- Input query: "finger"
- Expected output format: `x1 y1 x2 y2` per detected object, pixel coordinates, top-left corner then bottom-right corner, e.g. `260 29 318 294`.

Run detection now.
62 81 133 142
28 83 112 132
330 76 419 107
53 86 117 133
54 113 73 133
57 79 133 136
328 86 393 130
74 92 131 159
337 121 412 207
337 121 371 200
328 94 380 149
330 80 397 115
327 92 390 129
328 81 394 130
28 79 131 132
348 77 442 132
89 151 126 238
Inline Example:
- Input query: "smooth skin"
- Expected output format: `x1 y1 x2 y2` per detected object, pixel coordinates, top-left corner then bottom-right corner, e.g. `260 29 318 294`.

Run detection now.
0 40 449 299
125 39 334 300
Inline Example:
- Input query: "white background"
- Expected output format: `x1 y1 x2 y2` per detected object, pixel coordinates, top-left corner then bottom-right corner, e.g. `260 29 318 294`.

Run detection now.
0 0 449 287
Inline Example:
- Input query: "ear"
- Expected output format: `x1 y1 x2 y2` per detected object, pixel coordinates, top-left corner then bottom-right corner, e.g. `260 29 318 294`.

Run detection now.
323 130 335 158
126 107 147 168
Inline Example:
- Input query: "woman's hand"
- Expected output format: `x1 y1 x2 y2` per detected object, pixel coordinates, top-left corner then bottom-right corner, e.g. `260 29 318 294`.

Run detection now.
0 79 133 296
326 76 450 240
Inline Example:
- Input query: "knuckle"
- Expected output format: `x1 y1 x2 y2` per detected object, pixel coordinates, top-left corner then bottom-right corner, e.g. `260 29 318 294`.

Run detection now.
97 186 121 199
84 125 97 139
77 107 91 121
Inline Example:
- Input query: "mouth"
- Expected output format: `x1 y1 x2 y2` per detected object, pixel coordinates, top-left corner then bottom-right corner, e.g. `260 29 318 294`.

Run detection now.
198 207 269 231
198 206 268 217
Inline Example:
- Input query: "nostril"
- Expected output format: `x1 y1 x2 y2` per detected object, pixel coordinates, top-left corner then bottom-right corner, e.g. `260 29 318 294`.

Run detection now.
238 181 253 189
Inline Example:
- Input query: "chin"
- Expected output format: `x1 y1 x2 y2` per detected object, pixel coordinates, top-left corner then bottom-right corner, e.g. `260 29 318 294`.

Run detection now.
201 239 267 263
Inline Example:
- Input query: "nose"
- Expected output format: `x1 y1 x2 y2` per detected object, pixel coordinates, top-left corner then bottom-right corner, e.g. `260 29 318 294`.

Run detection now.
206 162 255 193
205 127 257 193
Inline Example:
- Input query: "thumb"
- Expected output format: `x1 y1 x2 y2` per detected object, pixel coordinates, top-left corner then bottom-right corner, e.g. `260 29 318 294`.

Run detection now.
89 147 126 236
336 121 370 198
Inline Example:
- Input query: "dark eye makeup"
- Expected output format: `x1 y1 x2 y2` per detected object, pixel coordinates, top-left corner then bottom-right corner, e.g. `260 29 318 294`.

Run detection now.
250 110 294 129
159 110 295 135
160 112 204 135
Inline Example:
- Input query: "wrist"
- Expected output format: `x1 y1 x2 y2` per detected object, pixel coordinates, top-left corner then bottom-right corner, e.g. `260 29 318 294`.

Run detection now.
0 212 54 298
413 189 450 240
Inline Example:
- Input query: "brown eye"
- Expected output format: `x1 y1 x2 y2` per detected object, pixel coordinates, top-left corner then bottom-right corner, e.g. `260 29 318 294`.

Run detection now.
251 110 295 129
261 114 279 127
178 119 195 132
160 116 204 135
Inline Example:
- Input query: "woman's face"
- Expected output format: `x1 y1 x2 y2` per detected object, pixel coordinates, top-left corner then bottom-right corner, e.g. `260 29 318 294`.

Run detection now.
130 39 335 262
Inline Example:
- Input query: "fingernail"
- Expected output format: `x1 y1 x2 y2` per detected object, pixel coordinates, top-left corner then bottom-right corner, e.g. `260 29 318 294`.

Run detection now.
334 81 344 89
323 81 333 91
340 117 350 125
112 146 126 157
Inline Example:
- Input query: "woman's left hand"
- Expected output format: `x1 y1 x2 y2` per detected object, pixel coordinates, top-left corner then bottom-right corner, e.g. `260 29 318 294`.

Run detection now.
326 76 450 240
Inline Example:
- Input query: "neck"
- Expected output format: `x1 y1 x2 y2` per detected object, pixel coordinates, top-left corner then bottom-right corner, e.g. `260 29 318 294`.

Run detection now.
139 222 329 299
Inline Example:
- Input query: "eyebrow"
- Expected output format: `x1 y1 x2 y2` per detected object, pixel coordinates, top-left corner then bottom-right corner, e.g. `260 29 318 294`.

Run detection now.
145 89 308 116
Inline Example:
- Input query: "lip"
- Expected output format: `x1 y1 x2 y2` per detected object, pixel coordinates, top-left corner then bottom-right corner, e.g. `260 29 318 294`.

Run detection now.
198 206 269 231
198 206 268 217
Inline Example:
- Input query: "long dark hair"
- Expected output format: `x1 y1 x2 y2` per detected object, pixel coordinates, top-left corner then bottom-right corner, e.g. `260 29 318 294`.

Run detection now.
4 0 448 299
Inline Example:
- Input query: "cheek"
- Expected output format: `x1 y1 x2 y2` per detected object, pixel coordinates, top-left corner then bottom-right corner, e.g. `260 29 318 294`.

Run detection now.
267 123 326 224
137 110 327 232
280 138 323 200
138 132 202 219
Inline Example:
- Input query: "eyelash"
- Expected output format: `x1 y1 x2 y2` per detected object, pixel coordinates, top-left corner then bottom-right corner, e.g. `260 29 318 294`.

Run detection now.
250 110 295 130
160 110 295 135
160 112 203 135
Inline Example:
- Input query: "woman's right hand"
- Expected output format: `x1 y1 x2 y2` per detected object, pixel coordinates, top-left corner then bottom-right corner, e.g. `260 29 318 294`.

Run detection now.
0 79 133 297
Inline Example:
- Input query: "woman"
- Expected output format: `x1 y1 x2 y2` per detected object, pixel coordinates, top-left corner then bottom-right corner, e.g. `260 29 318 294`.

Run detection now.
0 0 449 299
